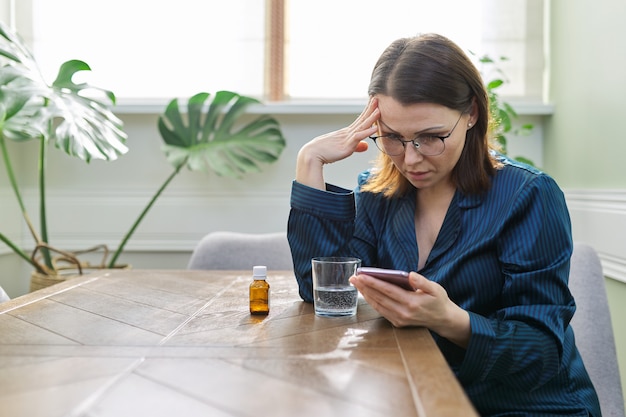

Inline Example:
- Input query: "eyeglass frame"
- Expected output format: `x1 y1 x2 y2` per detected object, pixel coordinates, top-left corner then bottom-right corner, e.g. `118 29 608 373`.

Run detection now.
368 112 465 156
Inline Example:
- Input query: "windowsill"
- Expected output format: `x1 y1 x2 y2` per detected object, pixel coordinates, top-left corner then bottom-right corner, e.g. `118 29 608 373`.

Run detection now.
114 97 554 116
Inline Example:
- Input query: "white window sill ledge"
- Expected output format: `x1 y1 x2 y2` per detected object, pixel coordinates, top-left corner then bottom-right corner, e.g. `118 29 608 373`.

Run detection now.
114 97 554 116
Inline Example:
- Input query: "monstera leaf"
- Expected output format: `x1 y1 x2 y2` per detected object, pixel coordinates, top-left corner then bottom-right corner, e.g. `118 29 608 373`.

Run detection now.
0 22 128 161
0 69 49 141
158 91 286 178
0 23 55 142
47 60 128 161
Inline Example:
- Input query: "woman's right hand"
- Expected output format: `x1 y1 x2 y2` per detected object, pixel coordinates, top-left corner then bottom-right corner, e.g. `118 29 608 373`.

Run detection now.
295 97 380 190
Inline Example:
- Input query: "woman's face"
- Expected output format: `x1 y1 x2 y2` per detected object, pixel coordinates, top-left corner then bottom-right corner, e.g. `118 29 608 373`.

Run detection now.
376 96 473 194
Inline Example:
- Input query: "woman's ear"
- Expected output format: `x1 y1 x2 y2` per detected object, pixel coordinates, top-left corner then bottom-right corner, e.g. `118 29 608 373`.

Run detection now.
468 97 479 127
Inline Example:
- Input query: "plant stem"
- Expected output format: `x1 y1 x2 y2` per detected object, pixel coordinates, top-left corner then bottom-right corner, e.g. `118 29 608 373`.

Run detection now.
0 133 42 269
108 164 183 268
1 134 34 233
0 233 37 268
38 134 53 269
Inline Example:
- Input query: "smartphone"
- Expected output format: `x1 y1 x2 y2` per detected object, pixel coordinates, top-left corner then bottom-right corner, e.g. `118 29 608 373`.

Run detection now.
356 267 414 291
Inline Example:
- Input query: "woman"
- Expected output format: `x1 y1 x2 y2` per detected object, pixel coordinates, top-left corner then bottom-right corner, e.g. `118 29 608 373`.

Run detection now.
287 33 601 416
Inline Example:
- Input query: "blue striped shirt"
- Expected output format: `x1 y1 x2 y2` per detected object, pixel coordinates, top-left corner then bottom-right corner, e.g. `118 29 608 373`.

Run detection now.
287 157 601 416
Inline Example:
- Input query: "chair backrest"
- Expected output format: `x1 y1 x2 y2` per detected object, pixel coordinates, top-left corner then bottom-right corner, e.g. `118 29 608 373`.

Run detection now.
187 231 293 271
569 242 625 417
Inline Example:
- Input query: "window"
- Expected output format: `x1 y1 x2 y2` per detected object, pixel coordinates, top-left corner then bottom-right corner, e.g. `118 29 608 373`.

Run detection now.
287 0 483 99
9 0 544 101
28 0 266 99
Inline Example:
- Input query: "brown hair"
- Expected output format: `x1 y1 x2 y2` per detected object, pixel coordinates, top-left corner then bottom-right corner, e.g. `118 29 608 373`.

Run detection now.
361 33 499 198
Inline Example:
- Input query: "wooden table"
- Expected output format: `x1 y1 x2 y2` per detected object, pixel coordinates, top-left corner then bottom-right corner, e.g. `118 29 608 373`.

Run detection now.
0 269 477 417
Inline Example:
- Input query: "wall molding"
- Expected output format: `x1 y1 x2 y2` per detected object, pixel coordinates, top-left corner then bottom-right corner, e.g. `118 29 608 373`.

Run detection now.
564 188 626 283
8 188 291 253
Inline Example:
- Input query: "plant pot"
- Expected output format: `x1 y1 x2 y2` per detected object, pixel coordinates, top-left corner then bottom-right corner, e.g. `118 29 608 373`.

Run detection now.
29 265 130 292
29 244 129 292
30 269 75 292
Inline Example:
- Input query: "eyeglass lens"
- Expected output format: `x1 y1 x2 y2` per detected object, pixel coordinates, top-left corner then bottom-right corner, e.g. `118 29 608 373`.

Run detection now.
375 136 445 156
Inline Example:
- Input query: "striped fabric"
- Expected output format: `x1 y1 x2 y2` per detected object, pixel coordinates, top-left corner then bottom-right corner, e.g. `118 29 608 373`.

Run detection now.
287 156 601 416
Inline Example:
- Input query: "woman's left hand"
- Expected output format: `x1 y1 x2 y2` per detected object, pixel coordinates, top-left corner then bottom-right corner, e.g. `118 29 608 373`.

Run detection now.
350 271 471 348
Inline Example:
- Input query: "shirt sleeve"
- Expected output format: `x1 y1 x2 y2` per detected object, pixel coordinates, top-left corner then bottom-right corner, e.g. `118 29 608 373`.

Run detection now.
457 173 575 391
287 181 356 302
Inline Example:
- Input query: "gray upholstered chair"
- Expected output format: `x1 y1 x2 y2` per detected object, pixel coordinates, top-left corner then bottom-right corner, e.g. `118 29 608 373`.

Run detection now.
187 231 293 271
569 242 625 417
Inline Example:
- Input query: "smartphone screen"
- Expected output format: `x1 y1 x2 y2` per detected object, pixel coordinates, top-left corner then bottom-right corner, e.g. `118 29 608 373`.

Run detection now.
356 267 414 291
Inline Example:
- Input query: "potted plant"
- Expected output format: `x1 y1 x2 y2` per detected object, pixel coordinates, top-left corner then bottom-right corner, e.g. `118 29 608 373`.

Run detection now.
0 23 286 290
475 53 535 166
107 90 287 269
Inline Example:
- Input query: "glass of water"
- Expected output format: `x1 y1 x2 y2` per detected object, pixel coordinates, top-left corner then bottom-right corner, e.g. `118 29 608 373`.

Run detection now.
311 257 361 317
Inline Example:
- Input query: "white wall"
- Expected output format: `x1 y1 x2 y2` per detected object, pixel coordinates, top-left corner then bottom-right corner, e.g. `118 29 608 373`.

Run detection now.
546 0 626 400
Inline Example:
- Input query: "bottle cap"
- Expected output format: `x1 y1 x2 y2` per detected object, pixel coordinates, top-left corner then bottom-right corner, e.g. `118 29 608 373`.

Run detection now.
253 265 267 279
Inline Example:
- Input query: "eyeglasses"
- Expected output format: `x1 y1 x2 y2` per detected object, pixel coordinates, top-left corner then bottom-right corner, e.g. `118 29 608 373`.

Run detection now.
369 113 464 156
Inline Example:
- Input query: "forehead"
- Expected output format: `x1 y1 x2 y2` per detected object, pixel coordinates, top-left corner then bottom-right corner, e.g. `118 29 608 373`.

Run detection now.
376 96 456 131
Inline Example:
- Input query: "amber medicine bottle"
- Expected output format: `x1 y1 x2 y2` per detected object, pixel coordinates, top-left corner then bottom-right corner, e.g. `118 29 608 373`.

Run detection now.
249 265 270 315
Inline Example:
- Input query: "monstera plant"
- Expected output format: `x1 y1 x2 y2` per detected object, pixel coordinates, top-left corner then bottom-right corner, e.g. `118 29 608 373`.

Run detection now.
0 22 128 279
0 22 286 288
108 91 286 267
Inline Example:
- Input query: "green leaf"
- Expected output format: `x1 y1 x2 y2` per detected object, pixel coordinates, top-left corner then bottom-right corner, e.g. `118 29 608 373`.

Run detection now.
521 123 534 131
0 73 42 129
202 91 240 141
0 22 35 66
0 21 128 162
502 102 518 118
487 79 504 90
159 97 189 147
0 24 53 141
158 91 286 178
497 108 512 133
475 53 494 64
48 60 127 162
